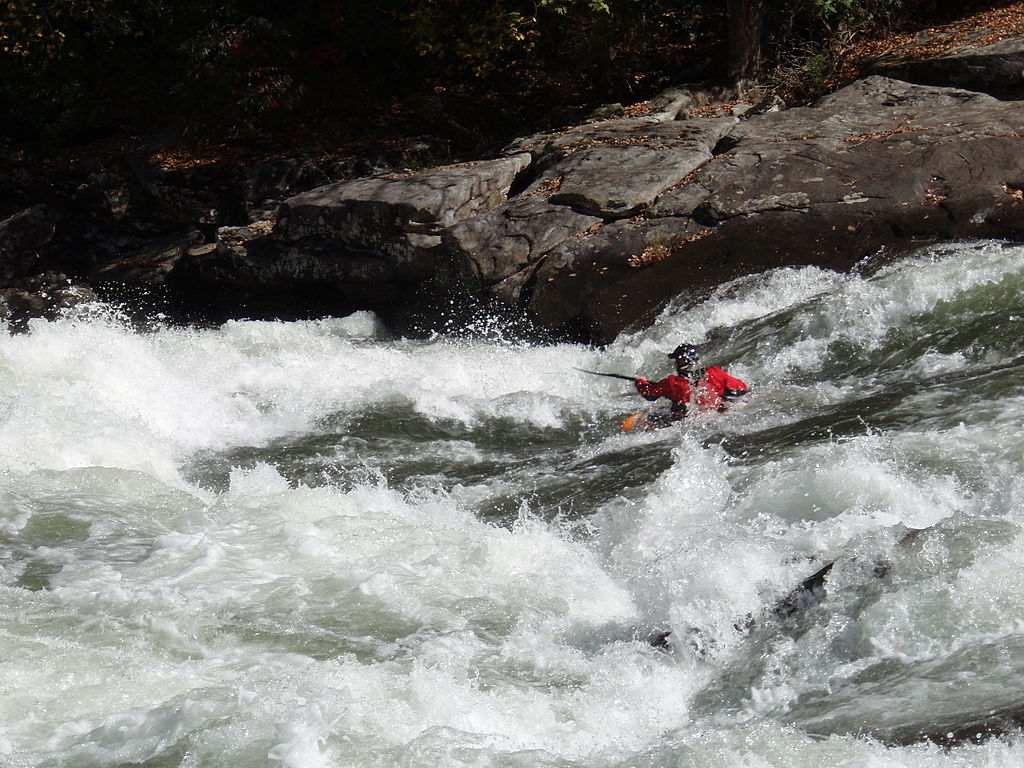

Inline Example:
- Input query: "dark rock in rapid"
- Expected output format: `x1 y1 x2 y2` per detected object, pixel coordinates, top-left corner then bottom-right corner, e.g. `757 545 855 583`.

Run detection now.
772 561 834 619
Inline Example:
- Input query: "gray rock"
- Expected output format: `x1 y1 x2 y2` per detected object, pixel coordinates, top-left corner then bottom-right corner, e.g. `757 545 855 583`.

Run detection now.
526 77 1024 340
547 118 736 217
505 114 720 164
443 117 735 302
275 153 533 247
645 86 700 119
444 189 603 289
869 35 1024 96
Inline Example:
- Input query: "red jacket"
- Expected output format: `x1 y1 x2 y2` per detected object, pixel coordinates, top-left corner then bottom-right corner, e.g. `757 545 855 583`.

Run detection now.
635 367 748 416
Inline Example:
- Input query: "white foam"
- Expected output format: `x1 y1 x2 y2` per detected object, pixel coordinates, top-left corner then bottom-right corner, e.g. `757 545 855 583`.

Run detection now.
5 241 1024 766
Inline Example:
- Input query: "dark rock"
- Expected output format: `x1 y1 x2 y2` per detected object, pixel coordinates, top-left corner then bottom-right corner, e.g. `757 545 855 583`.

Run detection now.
0 272 98 331
868 35 1024 97
90 228 205 283
178 227 442 306
505 112 712 164
0 205 57 281
73 170 133 221
524 216 716 340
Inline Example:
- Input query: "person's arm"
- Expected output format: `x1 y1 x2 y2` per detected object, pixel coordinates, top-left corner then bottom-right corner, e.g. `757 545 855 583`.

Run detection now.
720 371 749 405
635 377 667 401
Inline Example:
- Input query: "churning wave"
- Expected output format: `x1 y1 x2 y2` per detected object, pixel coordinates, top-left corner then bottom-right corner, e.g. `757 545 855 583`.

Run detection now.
3 240 1024 766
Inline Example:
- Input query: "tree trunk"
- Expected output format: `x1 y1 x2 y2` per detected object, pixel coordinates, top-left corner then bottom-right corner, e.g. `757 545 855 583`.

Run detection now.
726 0 765 87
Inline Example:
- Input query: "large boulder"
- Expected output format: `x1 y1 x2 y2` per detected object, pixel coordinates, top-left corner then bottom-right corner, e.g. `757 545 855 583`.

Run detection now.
496 77 1024 340
444 116 736 304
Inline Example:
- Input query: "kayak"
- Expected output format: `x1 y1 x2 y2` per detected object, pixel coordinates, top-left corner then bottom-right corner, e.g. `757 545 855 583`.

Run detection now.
621 399 750 431
619 411 677 432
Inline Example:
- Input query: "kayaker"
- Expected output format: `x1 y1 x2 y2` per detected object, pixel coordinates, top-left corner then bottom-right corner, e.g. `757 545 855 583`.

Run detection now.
634 343 749 421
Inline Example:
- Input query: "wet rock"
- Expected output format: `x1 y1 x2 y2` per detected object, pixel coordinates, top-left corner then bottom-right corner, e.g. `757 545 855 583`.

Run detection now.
0 205 57 280
0 273 98 331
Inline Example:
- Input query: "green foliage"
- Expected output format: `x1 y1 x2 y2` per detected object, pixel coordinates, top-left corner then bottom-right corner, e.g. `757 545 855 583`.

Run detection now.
401 1 541 80
539 0 611 14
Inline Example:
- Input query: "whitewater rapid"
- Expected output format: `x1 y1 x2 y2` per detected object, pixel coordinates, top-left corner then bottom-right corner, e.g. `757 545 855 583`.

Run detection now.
3 240 1024 766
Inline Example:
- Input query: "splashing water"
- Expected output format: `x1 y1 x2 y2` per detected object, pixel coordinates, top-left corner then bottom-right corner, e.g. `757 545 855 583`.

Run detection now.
4 241 1024 766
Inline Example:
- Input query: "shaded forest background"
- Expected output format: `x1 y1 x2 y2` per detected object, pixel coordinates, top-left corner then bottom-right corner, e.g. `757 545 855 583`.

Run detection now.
0 0 1004 161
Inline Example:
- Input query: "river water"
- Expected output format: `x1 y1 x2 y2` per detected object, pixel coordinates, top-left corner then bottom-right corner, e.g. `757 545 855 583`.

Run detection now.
3 240 1024 767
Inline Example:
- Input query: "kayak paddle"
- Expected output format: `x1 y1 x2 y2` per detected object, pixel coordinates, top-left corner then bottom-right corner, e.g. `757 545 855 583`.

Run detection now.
575 367 638 383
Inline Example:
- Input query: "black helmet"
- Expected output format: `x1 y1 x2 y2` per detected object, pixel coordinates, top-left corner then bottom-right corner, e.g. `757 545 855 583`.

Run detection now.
667 344 700 364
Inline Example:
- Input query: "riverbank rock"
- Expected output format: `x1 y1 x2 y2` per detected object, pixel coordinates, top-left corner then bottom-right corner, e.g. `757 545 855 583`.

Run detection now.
275 153 533 246
0 272 98 331
0 205 57 281
6 31 1024 340
224 73 1024 342
445 75 1024 340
